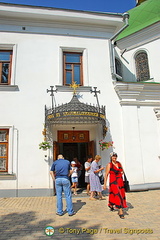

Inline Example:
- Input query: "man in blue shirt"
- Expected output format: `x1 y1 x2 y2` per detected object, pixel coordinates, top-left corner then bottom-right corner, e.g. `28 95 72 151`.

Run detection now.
50 154 75 216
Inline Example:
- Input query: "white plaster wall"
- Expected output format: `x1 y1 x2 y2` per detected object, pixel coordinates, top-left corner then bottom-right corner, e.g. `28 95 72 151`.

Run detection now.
121 105 145 184
0 31 118 192
121 105 160 186
138 106 160 183
0 24 160 194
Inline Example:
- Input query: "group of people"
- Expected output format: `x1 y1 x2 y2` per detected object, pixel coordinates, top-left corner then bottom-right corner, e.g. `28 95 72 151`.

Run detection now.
50 152 127 219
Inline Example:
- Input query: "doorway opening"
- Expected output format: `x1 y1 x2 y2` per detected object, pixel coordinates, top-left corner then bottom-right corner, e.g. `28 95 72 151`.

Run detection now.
60 142 88 187
53 130 95 187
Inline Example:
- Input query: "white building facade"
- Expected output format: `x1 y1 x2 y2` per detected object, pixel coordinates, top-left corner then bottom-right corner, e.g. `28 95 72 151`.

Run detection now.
0 1 159 197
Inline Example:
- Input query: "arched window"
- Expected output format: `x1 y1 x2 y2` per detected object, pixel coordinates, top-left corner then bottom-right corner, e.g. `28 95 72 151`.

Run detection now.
135 51 150 81
115 58 122 80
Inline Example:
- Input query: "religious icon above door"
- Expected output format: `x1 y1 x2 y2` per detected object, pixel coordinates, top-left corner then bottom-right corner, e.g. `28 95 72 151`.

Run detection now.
58 130 89 143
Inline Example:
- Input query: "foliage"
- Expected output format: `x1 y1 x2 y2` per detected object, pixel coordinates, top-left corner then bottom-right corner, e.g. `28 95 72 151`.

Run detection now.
39 141 51 150
99 140 113 151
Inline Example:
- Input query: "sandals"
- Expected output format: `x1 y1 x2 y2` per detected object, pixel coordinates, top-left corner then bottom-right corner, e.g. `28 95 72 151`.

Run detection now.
119 214 125 219
108 205 115 211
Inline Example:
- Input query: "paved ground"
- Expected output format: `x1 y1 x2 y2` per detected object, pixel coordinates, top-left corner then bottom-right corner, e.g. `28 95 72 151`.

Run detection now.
0 189 160 240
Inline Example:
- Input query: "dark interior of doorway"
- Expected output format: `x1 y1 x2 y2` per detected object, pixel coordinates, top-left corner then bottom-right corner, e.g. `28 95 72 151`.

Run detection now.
59 142 88 187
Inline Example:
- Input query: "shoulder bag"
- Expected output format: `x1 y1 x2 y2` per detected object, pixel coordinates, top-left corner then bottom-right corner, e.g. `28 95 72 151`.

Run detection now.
123 172 130 192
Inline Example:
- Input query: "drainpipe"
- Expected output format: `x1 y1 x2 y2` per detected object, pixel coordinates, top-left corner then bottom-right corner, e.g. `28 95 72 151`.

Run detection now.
109 12 129 81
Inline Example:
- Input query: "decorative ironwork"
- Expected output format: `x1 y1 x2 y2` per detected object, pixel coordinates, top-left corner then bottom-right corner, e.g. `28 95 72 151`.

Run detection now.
90 87 100 111
135 52 150 81
47 86 57 109
45 92 107 137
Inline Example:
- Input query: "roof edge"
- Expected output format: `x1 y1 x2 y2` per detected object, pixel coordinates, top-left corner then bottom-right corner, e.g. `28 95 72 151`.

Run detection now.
0 2 123 17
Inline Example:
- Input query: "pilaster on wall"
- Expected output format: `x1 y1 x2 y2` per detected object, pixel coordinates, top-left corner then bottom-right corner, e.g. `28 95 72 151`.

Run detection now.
121 105 145 185
114 81 160 187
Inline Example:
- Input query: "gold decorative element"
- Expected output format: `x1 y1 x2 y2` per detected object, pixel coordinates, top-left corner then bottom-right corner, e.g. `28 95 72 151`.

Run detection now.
70 81 80 94
103 126 108 138
42 128 46 136
47 112 105 119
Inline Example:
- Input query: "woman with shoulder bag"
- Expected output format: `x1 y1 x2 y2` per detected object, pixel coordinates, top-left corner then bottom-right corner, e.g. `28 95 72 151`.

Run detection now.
103 152 127 219
89 155 106 200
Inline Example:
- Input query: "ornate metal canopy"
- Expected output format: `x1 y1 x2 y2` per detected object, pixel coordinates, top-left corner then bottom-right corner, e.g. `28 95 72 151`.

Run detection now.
45 84 107 137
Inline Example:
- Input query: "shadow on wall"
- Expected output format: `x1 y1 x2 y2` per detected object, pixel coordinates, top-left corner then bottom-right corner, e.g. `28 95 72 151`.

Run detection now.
44 154 52 167
118 54 136 82
101 119 115 164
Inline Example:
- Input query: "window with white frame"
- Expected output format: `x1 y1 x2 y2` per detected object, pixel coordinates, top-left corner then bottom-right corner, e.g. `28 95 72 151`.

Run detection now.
0 129 9 172
63 52 83 86
0 50 13 85
135 51 150 82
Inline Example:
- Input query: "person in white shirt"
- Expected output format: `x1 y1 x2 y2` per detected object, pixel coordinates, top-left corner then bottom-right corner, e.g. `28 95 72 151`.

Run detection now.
84 155 92 195
71 161 78 195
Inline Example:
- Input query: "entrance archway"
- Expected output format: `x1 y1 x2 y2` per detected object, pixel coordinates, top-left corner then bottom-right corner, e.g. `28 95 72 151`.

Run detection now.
53 130 95 187
45 90 106 189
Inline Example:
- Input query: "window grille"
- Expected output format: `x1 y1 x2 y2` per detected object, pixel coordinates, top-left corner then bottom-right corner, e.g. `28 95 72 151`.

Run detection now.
135 52 150 81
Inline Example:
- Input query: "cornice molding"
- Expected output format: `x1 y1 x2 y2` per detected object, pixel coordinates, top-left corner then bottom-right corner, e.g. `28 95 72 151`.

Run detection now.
0 3 123 29
119 101 160 106
116 22 160 50
114 81 160 106
0 19 115 39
